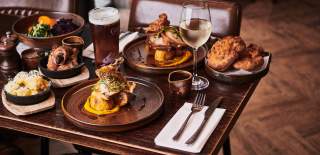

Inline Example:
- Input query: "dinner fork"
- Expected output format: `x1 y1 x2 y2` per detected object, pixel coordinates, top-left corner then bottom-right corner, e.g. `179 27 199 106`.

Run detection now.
173 92 206 140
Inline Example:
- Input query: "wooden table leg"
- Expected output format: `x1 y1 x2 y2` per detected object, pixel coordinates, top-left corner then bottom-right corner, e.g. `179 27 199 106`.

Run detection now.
223 135 231 155
40 137 49 155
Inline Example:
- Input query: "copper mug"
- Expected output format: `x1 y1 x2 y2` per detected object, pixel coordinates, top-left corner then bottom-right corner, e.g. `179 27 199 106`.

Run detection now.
168 70 192 97
62 36 84 54
21 48 45 70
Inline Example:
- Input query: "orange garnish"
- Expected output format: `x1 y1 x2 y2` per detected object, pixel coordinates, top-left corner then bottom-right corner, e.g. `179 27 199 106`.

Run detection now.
84 96 120 115
38 16 56 27
157 50 192 67
28 26 32 33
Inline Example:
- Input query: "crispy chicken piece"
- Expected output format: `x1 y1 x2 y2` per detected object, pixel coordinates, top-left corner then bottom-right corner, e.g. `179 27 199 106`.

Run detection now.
162 28 186 47
147 35 171 50
207 36 246 71
95 57 130 97
147 27 186 50
233 56 263 71
144 13 170 33
233 44 264 71
84 57 136 115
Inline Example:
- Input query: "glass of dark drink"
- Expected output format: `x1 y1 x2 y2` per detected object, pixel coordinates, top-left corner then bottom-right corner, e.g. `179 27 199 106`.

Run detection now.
89 7 120 68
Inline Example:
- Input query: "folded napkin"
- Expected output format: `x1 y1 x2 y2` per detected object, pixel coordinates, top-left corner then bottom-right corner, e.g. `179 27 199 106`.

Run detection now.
82 31 140 59
155 102 226 153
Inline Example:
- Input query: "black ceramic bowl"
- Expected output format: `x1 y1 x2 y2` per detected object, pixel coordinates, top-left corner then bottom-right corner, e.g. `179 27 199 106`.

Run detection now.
39 56 84 79
4 77 52 105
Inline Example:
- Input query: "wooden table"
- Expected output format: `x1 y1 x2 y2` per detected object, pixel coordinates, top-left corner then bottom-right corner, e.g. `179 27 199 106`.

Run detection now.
0 14 263 155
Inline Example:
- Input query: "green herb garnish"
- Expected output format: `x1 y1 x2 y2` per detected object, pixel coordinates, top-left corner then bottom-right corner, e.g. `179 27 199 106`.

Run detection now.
27 23 52 37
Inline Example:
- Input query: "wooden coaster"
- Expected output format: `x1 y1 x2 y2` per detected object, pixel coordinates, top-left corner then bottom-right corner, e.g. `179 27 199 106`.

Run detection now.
41 66 90 88
1 90 55 116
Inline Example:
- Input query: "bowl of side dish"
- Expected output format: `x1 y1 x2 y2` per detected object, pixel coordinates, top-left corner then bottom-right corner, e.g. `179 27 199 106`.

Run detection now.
12 12 85 48
4 71 52 105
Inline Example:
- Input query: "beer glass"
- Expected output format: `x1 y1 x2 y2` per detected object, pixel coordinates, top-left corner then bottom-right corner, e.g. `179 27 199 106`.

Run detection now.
89 7 120 68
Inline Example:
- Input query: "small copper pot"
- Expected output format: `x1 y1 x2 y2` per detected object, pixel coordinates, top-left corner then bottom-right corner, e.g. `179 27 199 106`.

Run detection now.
21 48 44 70
62 36 84 55
168 70 192 97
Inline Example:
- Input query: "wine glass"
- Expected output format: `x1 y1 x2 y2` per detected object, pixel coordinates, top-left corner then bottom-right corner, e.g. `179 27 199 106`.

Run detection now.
179 0 212 90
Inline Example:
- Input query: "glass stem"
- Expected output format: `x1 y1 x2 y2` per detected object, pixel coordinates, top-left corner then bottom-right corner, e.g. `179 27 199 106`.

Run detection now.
192 48 198 80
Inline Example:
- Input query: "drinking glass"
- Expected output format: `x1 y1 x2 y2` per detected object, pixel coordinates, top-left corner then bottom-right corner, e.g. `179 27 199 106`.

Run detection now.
89 7 120 69
179 0 212 90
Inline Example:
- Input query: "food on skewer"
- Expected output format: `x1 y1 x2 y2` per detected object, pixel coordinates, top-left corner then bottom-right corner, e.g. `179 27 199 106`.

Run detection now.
83 58 136 115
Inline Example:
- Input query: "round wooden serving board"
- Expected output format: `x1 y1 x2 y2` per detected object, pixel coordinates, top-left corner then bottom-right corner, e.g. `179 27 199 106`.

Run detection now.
61 77 164 132
123 36 207 74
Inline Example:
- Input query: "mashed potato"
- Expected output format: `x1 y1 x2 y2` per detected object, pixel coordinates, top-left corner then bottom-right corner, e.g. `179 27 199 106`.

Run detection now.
4 70 49 96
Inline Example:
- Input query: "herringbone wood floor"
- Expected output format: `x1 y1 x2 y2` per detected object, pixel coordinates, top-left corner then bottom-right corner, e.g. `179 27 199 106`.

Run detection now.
226 0 320 154
5 0 320 155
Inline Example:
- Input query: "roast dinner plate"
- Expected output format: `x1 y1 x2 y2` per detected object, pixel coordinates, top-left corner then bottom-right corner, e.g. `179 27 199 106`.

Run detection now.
61 76 164 132
123 36 207 74
205 52 272 84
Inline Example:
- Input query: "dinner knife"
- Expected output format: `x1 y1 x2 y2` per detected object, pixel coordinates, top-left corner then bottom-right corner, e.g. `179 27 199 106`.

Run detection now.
185 96 224 144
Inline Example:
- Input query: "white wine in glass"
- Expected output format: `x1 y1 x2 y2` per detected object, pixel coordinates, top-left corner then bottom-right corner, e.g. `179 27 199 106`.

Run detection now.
179 1 212 90
179 19 212 49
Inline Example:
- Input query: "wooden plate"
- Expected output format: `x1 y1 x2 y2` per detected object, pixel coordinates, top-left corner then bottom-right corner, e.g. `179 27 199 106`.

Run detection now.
61 77 164 132
205 52 272 84
123 36 207 74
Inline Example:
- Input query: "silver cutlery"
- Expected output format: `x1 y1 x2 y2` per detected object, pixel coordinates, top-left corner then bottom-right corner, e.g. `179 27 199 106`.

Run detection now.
185 96 224 144
173 92 206 140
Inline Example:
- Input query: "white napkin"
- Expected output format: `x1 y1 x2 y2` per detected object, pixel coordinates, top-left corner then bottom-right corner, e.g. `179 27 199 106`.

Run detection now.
82 31 140 59
16 42 30 55
155 102 226 153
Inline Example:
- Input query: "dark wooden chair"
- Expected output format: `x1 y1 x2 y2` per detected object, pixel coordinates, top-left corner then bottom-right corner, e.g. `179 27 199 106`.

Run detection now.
129 0 242 37
0 143 23 155
0 7 46 17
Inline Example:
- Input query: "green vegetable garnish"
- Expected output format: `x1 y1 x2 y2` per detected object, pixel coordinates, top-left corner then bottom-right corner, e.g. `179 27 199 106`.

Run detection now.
155 26 181 38
99 76 127 93
27 23 52 37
